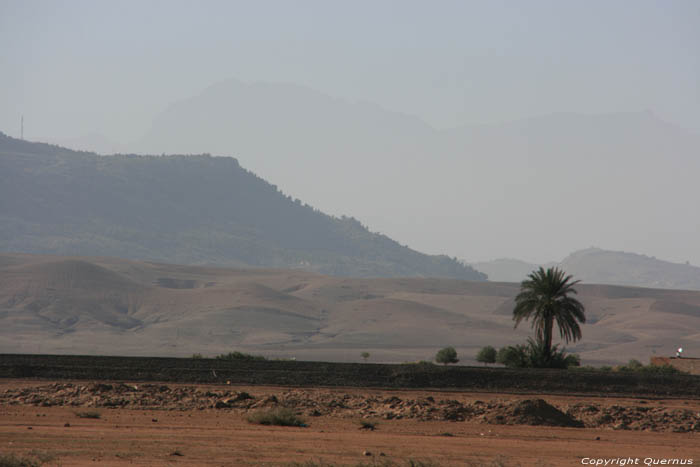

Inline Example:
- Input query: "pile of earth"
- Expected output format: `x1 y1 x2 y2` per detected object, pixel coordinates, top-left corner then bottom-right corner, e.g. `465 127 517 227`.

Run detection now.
566 402 700 432
2 382 699 433
482 399 583 427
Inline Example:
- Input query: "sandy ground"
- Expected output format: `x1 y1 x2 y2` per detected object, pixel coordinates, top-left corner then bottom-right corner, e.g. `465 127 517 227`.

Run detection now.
1 380 699 466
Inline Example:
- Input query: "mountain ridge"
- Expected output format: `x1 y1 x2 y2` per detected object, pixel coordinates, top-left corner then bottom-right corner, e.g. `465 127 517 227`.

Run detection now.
473 247 700 291
0 132 484 280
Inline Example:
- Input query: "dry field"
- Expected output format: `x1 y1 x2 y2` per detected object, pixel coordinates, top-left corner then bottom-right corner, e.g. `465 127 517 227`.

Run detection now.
1 380 699 466
3 253 700 365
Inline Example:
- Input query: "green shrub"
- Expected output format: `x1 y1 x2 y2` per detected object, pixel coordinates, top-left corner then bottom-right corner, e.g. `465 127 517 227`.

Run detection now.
571 364 608 372
617 359 644 371
359 420 377 430
641 363 686 375
435 347 459 365
0 454 41 467
191 353 204 359
476 346 497 365
75 411 101 419
285 462 337 467
496 345 529 368
215 351 266 361
247 408 306 427
616 360 686 375
496 339 580 369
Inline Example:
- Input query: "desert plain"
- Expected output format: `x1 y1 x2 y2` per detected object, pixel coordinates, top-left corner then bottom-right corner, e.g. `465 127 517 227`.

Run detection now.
1 379 699 467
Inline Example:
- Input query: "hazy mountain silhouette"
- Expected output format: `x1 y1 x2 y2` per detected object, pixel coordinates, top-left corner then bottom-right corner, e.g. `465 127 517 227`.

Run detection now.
0 132 484 279
474 248 700 291
559 248 700 291
127 80 700 266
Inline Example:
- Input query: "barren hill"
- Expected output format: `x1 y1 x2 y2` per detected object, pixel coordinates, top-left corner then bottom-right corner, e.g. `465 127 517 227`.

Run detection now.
559 248 700 290
2 253 698 365
0 132 483 280
474 248 700 291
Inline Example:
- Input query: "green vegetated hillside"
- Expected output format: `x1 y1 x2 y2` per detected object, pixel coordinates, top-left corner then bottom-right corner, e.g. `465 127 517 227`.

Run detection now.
0 132 484 280
1 253 699 365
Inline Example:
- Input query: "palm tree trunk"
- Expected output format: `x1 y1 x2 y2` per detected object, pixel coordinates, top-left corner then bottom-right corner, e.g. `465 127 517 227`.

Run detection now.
544 317 553 361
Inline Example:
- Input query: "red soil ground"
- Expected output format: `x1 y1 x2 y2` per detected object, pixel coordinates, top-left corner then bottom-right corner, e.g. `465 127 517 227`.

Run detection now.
1 380 699 466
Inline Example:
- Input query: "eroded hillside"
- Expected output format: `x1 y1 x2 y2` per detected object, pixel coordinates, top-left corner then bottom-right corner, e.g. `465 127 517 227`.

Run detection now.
1 254 699 364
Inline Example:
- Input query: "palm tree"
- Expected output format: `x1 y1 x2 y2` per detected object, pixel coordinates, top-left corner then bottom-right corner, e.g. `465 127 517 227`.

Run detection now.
513 267 585 361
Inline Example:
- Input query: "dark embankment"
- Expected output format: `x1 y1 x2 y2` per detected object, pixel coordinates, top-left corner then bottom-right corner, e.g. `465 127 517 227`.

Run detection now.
1 354 699 398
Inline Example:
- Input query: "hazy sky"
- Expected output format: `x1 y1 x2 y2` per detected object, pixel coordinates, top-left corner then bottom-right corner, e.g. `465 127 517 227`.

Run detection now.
2 0 699 140
2 0 700 264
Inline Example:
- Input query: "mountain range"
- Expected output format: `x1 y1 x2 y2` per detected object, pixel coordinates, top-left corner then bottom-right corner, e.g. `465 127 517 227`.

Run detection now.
473 248 700 291
38 79 700 267
0 133 484 279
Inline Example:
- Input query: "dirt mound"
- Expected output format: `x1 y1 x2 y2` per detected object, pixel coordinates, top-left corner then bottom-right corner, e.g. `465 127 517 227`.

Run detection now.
566 402 700 433
484 399 584 427
2 383 699 433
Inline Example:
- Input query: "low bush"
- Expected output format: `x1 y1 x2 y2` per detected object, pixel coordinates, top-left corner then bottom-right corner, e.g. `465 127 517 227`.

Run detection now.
358 420 377 431
75 411 101 419
616 359 687 375
247 408 306 427
496 344 529 368
215 351 266 361
496 339 580 369
0 453 41 467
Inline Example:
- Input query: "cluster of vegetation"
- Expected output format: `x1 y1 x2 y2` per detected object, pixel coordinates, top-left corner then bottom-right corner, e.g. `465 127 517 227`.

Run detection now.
74 411 101 419
473 268 692 374
0 451 56 467
473 268 584 369
215 351 266 361
509 267 585 368
501 340 579 369
0 453 41 467
247 408 306 427
476 341 580 369
573 359 687 375
432 268 588 370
